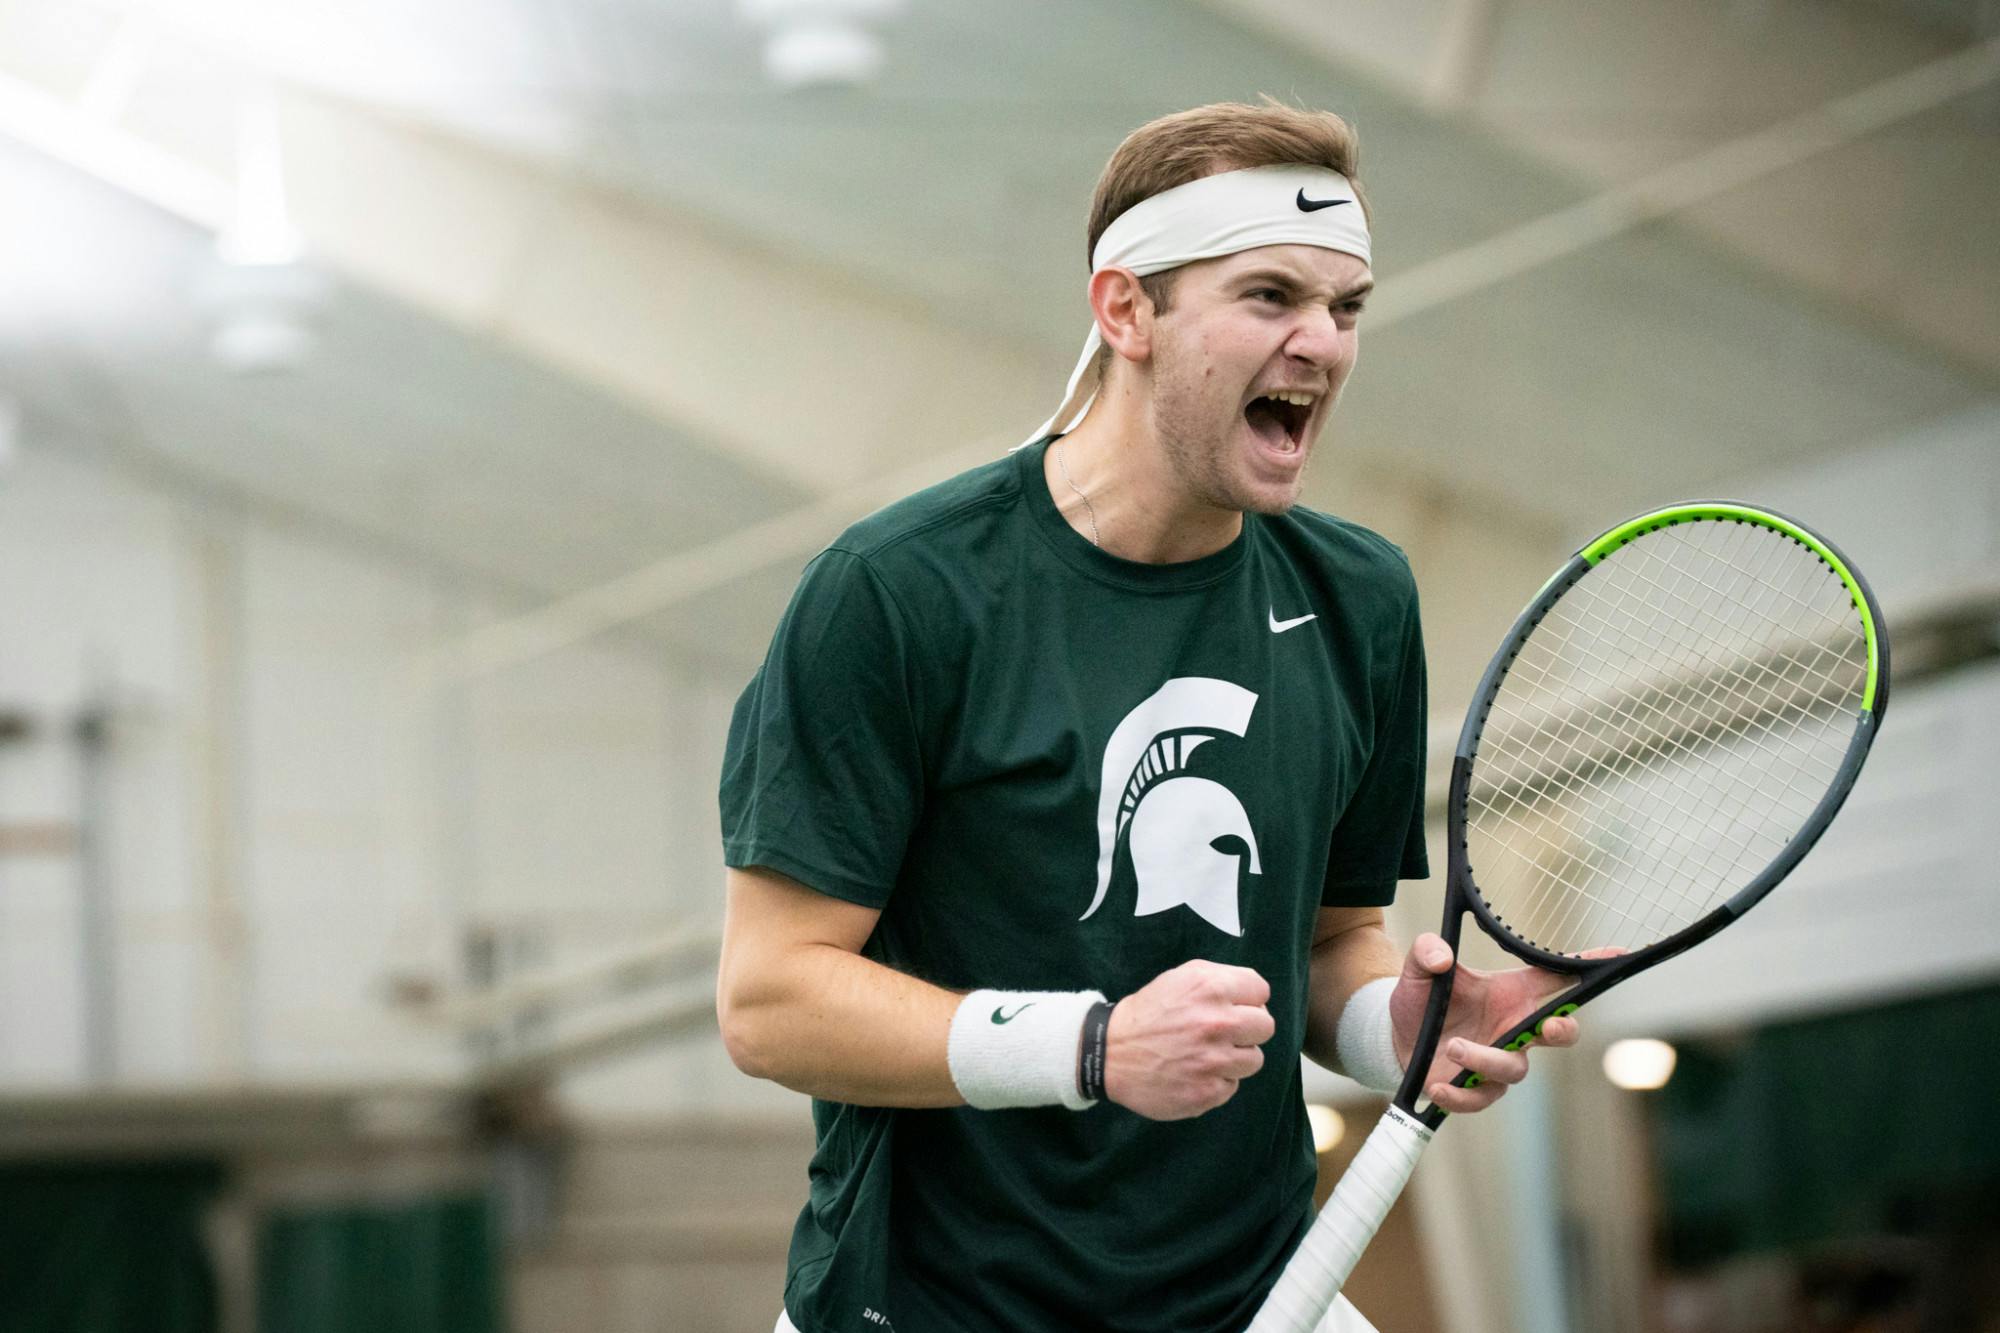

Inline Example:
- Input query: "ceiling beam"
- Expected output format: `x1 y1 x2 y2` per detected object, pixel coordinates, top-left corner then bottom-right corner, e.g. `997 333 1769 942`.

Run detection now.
428 37 2000 682
1371 36 2000 326
0 30 1056 499
270 87 1056 497
0 68 229 227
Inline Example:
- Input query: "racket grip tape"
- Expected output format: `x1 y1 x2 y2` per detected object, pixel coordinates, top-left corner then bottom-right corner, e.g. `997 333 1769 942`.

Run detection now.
1245 1106 1432 1332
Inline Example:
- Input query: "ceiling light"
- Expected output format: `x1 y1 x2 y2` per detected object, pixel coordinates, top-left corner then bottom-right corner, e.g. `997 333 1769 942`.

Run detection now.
1305 1103 1346 1154
199 78 322 372
197 260 327 374
1602 1038 1677 1091
764 21 880 88
739 0 904 90
217 81 300 267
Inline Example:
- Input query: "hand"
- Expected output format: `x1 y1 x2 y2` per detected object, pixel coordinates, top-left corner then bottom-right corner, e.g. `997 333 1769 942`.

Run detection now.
1388 933 1590 1116
1104 960 1276 1121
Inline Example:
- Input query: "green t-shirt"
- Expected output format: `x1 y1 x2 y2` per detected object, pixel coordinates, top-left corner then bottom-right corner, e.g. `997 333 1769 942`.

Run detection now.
720 439 1429 1333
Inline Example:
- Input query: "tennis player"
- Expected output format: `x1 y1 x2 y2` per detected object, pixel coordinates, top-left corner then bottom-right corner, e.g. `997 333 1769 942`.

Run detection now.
718 101 1582 1333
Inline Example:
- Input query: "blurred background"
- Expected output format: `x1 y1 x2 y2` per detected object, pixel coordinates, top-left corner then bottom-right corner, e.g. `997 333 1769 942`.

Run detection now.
1 1 1996 1330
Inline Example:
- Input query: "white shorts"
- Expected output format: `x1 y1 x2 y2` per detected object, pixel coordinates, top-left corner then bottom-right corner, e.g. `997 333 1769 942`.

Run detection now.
774 1294 1376 1332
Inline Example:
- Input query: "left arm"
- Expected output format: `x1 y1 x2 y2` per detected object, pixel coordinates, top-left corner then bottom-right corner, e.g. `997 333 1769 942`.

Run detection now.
1300 905 1400 1072
1304 906 1583 1115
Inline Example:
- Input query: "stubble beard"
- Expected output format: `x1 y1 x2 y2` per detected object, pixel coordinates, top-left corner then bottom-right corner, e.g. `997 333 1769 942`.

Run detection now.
1148 337 1310 518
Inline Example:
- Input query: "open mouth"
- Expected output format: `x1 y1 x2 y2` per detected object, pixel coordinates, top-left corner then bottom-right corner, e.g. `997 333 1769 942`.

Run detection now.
1243 390 1315 453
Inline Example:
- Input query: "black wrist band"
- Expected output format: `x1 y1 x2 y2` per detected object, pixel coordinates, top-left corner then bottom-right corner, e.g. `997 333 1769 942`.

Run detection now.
1078 1000 1113 1104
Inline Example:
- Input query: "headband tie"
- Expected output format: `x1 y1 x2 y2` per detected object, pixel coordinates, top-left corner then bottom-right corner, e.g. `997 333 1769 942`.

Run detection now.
1020 164 1371 449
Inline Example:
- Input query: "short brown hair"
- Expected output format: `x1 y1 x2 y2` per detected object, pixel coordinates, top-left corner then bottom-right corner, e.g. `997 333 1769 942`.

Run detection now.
1085 100 1369 376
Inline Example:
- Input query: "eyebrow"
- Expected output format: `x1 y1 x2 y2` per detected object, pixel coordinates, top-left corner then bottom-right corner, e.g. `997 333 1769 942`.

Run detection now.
1234 269 1375 303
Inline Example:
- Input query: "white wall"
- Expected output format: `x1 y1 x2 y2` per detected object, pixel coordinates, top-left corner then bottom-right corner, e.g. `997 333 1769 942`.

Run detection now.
0 445 187 1083
0 441 741 1100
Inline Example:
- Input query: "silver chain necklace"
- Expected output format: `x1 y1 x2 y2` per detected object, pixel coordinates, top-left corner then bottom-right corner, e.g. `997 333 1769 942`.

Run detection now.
1055 440 1102 547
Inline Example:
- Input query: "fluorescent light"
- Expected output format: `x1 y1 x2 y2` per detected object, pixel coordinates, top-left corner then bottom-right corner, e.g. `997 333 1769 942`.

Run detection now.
1306 1103 1346 1154
1602 1038 1677 1091
217 81 301 266
738 0 905 89
762 20 883 89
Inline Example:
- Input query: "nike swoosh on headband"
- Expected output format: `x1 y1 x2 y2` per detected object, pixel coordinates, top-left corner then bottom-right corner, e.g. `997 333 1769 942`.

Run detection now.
1296 190 1350 212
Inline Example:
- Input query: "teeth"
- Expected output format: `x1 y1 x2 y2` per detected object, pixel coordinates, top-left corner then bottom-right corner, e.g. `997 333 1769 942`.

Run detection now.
1263 390 1317 407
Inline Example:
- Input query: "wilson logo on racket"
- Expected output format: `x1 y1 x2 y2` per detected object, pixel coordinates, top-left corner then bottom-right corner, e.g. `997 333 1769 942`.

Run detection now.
1080 677 1262 937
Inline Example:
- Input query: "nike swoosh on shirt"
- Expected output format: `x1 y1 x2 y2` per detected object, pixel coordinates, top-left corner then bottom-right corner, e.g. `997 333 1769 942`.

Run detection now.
1270 610 1319 634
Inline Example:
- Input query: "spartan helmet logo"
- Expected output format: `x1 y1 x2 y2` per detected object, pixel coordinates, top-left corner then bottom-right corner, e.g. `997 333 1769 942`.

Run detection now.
1079 678 1263 937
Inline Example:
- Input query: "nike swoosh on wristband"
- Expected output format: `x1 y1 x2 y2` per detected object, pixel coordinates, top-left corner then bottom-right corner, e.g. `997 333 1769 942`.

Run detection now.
992 1004 1034 1024
1270 610 1319 633
1296 190 1350 212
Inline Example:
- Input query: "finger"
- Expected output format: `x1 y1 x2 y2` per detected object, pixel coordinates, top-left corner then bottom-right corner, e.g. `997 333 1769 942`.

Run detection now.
1537 1015 1580 1048
1399 933 1454 984
1221 1045 1266 1080
1193 962 1272 1006
1428 1078 1506 1116
1487 1009 1580 1051
1447 1038 1530 1087
1227 1004 1276 1046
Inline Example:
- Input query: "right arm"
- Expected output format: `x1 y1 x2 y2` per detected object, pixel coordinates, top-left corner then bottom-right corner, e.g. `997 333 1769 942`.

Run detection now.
716 863 963 1107
715 863 1275 1119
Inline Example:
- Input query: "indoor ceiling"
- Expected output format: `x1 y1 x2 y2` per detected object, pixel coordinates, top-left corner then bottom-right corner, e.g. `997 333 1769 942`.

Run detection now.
1 0 1995 669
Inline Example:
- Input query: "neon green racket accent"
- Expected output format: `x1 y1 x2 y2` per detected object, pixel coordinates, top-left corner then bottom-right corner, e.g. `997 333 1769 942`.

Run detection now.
1579 503 1882 713
1494 1004 1583 1053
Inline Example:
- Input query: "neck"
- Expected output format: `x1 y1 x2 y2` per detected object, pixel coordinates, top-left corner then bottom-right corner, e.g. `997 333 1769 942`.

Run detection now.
1043 380 1242 564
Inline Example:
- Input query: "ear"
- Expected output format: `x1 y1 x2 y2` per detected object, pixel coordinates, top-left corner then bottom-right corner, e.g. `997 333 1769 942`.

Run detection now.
1088 266 1154 367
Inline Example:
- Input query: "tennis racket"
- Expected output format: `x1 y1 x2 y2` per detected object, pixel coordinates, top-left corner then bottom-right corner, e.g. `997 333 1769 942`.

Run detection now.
1249 501 1889 1332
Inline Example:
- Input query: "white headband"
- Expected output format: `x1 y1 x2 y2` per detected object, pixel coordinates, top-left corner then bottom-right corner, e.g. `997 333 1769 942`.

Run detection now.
1020 164 1371 449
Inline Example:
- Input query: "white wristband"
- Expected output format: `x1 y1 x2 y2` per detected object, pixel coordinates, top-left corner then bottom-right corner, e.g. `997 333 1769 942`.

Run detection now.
947 989 1106 1111
1334 976 1404 1093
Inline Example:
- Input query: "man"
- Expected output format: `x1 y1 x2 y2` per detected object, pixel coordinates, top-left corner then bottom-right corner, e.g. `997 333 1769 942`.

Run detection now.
717 102 1579 1333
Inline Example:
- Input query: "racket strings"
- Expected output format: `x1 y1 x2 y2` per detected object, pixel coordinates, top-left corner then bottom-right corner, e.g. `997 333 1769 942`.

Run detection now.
1521 592 1857 846
1516 524 1854 790
1492 580 1849 865
1464 520 1868 956
1489 561 1856 951
1481 681 1821 950
1481 537 1861 950
1493 617 1850 818
1506 522 1858 765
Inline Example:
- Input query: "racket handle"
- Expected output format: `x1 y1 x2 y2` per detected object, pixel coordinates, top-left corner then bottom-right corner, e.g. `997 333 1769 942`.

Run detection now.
1246 1106 1433 1333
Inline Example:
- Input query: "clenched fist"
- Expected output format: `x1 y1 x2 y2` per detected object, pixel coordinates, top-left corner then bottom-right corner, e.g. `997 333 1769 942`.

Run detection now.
1104 960 1276 1121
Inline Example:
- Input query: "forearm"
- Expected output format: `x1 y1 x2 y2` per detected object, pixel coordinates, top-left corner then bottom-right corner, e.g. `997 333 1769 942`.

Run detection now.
1301 908 1403 1073
718 868 1272 1119
719 935 964 1107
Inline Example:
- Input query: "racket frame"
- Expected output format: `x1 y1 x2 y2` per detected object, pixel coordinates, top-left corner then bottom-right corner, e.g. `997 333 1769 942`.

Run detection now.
1394 502 1890 1130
